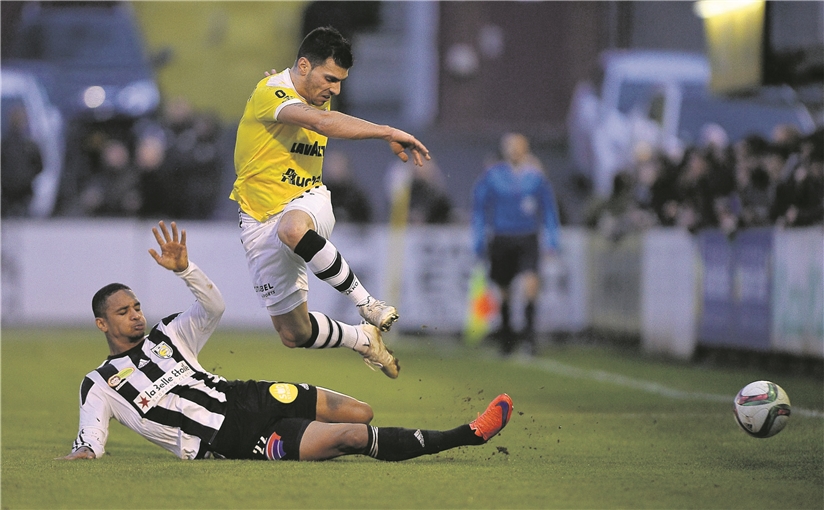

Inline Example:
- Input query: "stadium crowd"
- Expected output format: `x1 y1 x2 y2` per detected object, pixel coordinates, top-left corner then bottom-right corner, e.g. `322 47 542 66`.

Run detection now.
9 96 226 220
3 101 821 237
584 123 824 240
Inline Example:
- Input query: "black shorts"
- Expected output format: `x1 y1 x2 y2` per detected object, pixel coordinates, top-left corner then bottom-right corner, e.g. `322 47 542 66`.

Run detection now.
488 233 539 287
208 380 317 461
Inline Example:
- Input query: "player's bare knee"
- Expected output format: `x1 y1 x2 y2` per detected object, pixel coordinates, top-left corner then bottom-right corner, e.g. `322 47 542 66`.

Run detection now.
353 402 374 424
277 221 309 249
319 390 373 423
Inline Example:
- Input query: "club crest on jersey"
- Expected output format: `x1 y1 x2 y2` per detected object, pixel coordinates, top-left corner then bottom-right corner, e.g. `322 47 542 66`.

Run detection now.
151 341 174 359
108 367 134 388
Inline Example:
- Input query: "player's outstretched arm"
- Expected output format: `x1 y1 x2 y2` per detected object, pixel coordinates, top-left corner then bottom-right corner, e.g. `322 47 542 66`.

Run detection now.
148 220 189 272
151 220 224 353
278 104 430 166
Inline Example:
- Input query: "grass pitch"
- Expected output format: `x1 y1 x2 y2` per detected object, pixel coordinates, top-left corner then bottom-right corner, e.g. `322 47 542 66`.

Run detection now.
2 328 822 509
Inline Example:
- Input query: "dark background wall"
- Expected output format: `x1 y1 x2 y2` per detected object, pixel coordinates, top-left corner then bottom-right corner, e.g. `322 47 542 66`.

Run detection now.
436 1 706 138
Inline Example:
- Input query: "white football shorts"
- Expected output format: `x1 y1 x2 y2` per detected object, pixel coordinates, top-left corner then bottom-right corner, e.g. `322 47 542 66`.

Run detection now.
238 185 336 316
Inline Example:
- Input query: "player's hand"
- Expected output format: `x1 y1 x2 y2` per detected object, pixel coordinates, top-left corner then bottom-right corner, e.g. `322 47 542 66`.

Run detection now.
388 128 430 166
264 69 277 77
148 220 189 272
56 447 96 460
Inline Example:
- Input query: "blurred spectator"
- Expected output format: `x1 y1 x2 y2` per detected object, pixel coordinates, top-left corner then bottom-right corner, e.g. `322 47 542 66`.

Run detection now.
698 123 736 199
139 97 224 220
408 159 453 224
55 96 224 220
179 111 223 219
673 147 717 233
608 121 821 235
78 138 142 217
386 157 453 224
773 128 824 227
772 123 802 154
471 133 561 356
135 123 170 217
733 155 772 229
1 105 42 217
631 146 669 228
713 196 739 237
648 153 681 227
585 171 655 241
324 150 372 224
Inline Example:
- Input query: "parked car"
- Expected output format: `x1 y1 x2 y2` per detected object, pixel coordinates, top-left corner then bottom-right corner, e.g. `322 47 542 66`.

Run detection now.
1 67 66 217
6 1 161 124
567 50 711 196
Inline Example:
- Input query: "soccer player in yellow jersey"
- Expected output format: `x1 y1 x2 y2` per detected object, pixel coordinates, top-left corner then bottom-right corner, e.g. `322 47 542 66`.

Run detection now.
231 26 430 379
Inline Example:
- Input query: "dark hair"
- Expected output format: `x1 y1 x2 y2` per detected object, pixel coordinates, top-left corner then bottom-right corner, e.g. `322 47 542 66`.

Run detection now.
297 26 353 69
92 283 131 319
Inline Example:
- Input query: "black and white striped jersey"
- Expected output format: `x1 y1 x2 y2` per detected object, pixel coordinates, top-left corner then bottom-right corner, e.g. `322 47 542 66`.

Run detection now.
71 262 227 460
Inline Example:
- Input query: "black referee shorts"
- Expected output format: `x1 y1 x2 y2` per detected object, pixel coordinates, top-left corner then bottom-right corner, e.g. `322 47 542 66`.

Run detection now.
208 380 317 461
488 233 539 287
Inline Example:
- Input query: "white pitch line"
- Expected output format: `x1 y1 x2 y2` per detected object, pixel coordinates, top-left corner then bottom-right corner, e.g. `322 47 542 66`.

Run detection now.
520 356 824 419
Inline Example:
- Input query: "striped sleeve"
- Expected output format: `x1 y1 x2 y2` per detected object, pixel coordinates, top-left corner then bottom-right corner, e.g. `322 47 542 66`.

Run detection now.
72 376 112 458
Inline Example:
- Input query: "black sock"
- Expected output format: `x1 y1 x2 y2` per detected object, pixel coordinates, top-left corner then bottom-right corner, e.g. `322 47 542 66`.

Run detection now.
364 425 483 461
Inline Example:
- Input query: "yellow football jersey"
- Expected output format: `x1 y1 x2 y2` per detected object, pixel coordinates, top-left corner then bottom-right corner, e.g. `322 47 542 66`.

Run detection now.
231 69 328 222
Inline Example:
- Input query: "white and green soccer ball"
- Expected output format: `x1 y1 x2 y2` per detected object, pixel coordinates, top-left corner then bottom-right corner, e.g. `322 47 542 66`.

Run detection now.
733 381 791 438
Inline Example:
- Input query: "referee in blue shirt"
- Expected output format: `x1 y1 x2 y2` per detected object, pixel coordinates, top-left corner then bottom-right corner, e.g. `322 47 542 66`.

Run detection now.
471 133 561 355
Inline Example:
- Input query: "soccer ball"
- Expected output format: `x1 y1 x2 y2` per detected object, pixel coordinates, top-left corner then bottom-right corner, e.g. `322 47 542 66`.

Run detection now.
733 381 791 438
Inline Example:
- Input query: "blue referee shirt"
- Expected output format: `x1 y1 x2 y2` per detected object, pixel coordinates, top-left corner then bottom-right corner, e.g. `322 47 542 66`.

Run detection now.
471 162 561 257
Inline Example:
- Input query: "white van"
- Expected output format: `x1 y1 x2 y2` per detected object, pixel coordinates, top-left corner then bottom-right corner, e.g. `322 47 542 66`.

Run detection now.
566 50 710 196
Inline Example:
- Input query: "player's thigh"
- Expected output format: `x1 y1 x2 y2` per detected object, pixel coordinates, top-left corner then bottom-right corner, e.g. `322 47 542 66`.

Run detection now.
283 185 336 239
315 387 373 424
213 382 318 460
299 421 369 461
240 212 309 312
276 209 316 249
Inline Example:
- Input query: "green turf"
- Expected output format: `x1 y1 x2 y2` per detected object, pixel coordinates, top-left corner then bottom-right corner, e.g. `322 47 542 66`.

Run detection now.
2 328 822 509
